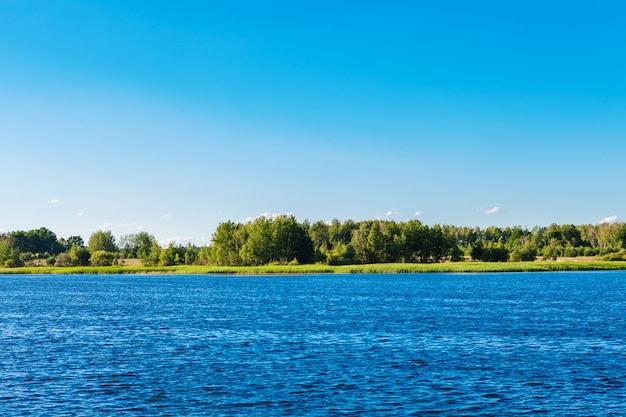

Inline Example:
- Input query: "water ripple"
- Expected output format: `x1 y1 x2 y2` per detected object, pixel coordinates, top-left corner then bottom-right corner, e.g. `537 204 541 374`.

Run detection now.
1 272 626 416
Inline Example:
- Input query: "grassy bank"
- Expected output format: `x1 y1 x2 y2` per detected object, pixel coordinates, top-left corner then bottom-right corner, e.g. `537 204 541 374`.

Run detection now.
2 261 626 275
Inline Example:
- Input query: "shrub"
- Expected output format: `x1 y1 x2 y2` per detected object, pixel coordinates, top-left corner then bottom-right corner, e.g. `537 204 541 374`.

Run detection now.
4 259 23 268
604 249 626 261
449 245 464 262
90 250 116 266
583 247 599 257
54 252 71 267
510 246 537 262
19 252 34 262
481 246 509 262
563 246 578 258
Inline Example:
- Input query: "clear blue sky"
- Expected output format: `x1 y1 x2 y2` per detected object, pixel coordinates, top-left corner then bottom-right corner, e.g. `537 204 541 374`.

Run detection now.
1 1 625 244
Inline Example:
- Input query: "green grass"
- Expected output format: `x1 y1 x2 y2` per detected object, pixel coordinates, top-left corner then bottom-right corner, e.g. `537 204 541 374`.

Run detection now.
2 261 626 275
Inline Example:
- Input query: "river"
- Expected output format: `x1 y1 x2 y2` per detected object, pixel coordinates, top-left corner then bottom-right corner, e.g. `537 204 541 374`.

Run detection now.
1 272 625 415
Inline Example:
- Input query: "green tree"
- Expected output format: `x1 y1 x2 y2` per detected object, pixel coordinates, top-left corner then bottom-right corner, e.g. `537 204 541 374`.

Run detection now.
119 232 158 258
0 239 22 267
402 220 432 263
542 243 562 260
69 244 91 266
309 220 330 252
271 215 313 264
365 221 384 263
67 235 85 247
449 245 464 262
429 225 449 262
54 252 71 267
88 230 117 253
240 217 273 266
481 243 509 262
470 240 484 261
10 227 62 256
159 243 177 266
561 224 583 247
90 250 116 266
184 243 199 265
325 242 355 265
142 242 162 266
378 221 403 263
483 226 504 244
351 222 372 263
210 221 245 265
510 244 537 262
615 223 626 249
329 219 357 246
59 235 85 252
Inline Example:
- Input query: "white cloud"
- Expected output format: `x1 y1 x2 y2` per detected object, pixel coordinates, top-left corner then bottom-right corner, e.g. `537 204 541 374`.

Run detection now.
76 211 84 217
162 214 171 219
49 199 59 204
96 222 113 230
600 215 620 224
118 222 137 228
414 211 422 217
385 210 398 217
484 206 502 215
244 212 292 223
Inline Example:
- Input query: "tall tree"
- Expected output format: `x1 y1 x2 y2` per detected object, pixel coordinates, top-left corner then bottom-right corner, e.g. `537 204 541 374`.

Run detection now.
402 220 430 262
119 232 158 259
271 215 313 264
10 227 62 255
351 222 372 264
616 223 626 249
308 220 330 252
366 221 384 263
210 221 244 266
240 217 273 266
88 230 117 253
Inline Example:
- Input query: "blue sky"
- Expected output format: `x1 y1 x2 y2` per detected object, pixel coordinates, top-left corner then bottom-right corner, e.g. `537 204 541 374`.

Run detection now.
1 1 625 244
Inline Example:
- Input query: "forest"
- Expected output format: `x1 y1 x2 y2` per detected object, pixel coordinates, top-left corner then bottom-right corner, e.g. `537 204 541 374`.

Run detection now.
1 215 626 268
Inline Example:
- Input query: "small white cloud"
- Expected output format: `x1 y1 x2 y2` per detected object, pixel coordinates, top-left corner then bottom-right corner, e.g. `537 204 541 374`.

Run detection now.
244 212 292 223
162 214 171 219
414 211 422 217
385 210 398 217
118 222 137 228
76 211 84 217
484 206 502 215
600 215 620 224
96 222 113 230
49 199 59 204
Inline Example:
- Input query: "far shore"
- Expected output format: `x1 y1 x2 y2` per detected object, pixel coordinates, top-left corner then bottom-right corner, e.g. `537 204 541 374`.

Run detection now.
2 259 626 275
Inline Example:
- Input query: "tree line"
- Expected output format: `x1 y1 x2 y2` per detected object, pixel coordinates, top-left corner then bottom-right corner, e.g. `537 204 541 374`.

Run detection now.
2 217 626 268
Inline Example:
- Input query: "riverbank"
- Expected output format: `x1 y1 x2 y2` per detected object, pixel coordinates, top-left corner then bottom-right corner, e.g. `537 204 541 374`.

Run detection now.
2 260 626 275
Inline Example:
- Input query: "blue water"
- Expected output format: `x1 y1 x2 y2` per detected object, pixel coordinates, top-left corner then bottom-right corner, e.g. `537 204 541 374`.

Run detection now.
1 272 625 416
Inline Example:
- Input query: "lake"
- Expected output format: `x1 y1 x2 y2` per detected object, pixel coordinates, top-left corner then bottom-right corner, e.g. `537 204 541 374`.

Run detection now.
1 272 625 416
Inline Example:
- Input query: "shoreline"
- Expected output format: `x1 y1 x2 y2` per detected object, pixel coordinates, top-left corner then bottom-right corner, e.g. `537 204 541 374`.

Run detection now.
2 261 626 275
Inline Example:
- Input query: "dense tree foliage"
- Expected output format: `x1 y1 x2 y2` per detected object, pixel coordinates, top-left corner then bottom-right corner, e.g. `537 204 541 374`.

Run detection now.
10 227 63 256
88 230 117 253
2 220 626 268
211 215 313 266
118 231 160 262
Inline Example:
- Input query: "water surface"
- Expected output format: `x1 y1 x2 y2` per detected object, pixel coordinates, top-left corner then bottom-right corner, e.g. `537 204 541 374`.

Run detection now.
1 272 625 415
